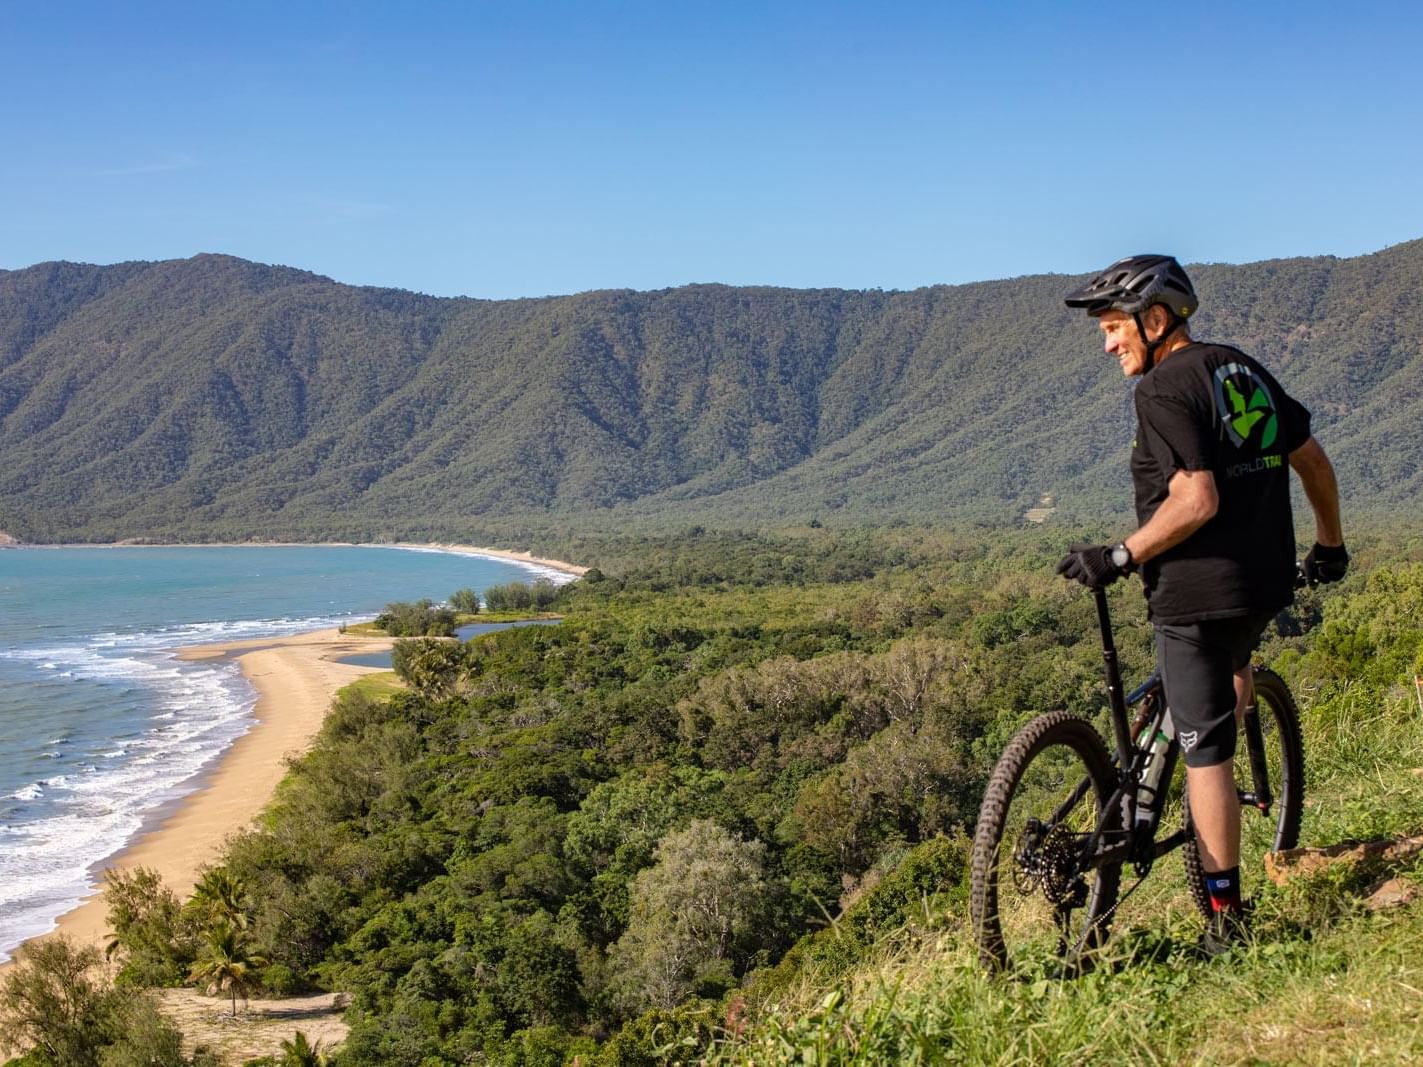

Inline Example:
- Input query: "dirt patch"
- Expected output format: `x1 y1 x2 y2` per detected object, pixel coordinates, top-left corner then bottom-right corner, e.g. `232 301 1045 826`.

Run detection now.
1023 494 1057 524
156 988 349 1065
1365 877 1418 911
1265 834 1423 885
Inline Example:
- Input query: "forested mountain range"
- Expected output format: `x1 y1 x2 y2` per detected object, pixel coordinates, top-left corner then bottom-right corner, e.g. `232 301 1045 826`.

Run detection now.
2 241 1420 542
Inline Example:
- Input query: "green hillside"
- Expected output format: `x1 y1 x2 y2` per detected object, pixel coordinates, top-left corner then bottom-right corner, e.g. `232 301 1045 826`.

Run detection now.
2 242 1421 543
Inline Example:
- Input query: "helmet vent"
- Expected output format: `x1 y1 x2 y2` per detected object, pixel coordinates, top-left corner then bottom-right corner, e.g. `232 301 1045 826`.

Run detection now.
1064 254 1197 319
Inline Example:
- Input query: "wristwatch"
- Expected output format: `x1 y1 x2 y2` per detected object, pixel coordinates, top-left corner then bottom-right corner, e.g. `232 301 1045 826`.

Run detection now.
1110 542 1136 573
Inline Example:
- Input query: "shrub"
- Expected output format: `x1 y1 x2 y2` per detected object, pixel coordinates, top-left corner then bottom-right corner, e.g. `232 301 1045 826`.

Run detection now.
259 962 303 996
449 587 481 614
483 579 560 612
373 599 457 636
102 867 196 987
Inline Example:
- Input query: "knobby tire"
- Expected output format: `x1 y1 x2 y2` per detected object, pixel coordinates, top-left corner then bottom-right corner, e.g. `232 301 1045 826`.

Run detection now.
970 710 1122 974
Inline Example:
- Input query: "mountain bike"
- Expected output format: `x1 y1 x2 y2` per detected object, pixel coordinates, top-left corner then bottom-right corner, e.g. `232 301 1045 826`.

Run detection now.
969 585 1305 974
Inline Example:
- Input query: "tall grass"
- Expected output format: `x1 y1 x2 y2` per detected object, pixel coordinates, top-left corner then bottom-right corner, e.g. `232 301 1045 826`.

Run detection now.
711 881 1423 1065
711 565 1423 1065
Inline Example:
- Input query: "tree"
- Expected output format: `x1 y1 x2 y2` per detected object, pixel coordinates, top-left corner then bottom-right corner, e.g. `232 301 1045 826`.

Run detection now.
187 866 251 930
0 936 212 1067
102 866 194 986
187 922 268 1017
791 717 974 875
496 911 584 1028
482 579 561 612
373 599 457 636
608 820 767 1013
391 636 476 699
98 998 219 1067
449 587 481 613
278 1030 328 1066
483 582 533 612
0 937 117 1066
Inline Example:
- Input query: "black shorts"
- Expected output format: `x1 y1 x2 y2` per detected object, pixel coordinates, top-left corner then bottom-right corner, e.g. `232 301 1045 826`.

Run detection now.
1155 611 1274 768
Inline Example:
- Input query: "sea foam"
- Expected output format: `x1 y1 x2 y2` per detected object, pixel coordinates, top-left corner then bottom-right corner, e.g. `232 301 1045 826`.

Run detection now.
0 614 345 964
0 543 552 964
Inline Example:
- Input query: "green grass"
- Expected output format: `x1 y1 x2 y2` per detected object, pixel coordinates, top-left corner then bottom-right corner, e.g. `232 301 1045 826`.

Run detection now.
709 581 1423 1067
458 610 564 624
340 611 562 636
340 620 387 636
337 671 404 700
709 895 1423 1066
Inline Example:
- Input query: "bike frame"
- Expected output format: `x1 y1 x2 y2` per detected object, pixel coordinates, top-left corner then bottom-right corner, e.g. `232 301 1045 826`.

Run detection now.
1093 587 1135 776
1087 587 1276 877
1084 589 1194 874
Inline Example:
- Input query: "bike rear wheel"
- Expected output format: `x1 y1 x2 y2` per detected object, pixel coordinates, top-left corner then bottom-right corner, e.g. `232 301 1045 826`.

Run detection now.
1183 667 1305 918
971 711 1123 974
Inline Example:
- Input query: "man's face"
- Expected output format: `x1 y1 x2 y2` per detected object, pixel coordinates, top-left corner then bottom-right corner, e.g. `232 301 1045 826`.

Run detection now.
1096 310 1148 377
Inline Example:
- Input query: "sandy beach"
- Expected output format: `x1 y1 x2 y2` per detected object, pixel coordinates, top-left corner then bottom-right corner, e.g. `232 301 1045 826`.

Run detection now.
391 542 589 577
0 627 397 978
0 541 585 979
48 540 591 579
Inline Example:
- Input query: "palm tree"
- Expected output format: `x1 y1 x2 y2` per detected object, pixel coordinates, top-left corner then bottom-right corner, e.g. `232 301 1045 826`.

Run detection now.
279 1030 327 1066
189 867 251 930
187 921 267 1017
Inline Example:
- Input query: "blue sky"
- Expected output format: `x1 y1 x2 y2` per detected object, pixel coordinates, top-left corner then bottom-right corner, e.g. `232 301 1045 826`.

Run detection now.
4 1 1421 299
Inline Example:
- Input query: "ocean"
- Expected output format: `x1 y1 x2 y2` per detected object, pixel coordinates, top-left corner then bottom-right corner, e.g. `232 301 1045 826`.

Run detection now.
0 544 570 964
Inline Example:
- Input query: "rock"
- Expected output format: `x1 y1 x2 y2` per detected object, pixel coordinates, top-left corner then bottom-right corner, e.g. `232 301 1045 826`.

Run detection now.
1364 877 1417 911
1264 834 1423 886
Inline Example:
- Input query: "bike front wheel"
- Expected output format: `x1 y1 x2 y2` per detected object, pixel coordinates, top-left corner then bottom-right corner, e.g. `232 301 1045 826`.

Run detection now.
970 710 1123 974
1183 666 1305 918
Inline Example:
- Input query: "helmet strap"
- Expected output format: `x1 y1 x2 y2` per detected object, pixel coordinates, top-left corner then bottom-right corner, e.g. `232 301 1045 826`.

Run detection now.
1132 310 1185 372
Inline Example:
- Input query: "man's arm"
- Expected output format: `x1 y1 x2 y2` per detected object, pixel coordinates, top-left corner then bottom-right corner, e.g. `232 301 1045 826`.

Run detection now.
1123 468 1218 565
1289 436 1343 547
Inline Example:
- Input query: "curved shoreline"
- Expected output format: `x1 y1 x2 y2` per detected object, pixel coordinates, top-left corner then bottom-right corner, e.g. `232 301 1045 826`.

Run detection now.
386 542 588 577
0 627 398 977
0 543 587 976
12 541 590 579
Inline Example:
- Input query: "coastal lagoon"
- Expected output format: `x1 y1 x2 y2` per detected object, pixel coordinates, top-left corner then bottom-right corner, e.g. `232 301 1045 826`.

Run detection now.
0 544 570 963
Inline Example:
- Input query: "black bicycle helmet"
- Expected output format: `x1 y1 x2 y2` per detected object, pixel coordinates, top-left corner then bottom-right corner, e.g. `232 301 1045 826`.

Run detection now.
1065 254 1197 372
1064 254 1197 319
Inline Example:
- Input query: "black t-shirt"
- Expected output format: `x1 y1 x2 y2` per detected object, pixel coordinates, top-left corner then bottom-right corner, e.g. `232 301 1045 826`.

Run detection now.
1131 342 1311 624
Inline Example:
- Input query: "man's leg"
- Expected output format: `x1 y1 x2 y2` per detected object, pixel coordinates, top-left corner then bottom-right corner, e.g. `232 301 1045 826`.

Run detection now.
1157 623 1258 922
1188 665 1254 870
1185 760 1240 871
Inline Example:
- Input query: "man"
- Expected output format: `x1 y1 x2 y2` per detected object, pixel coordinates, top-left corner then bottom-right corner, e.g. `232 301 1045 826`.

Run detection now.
1056 254 1347 950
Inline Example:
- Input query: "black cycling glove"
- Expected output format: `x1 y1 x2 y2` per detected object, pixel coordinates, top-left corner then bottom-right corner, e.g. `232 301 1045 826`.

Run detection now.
1303 542 1349 584
1056 543 1125 590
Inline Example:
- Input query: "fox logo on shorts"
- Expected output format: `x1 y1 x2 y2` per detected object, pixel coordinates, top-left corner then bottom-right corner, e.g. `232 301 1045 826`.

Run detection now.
1180 730 1199 752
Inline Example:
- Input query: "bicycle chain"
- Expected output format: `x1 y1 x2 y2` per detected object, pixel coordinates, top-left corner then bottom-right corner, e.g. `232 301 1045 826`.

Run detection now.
1012 820 1151 956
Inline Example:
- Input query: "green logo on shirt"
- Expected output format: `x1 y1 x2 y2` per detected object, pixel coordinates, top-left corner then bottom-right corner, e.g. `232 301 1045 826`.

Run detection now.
1213 362 1278 450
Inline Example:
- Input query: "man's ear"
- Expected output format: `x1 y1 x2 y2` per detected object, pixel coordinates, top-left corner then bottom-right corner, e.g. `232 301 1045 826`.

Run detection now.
1146 304 1173 339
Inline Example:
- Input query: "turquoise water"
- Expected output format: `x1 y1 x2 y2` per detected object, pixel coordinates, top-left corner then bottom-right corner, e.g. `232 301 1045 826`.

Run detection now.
0 545 569 962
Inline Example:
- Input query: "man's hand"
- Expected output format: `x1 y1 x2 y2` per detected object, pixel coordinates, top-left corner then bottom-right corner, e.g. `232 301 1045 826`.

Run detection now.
1056 543 1126 590
1302 542 1349 584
